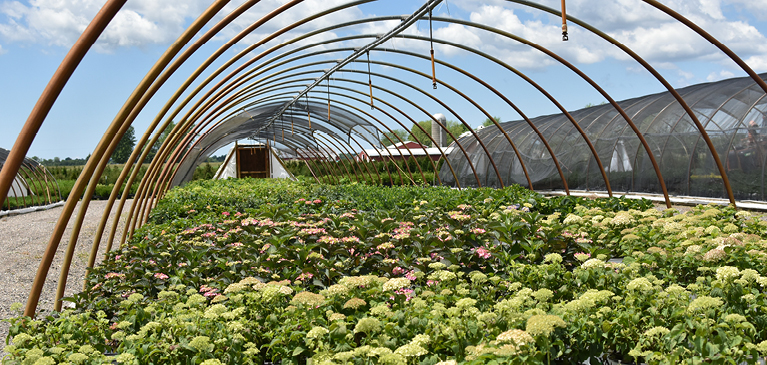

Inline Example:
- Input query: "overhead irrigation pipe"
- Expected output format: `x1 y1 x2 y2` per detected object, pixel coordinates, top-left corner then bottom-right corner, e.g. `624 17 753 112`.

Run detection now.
252 0 443 139
168 44 488 191
126 14 423 217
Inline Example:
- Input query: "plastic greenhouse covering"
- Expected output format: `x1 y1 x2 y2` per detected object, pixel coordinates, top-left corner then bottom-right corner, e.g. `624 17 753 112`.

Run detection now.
440 73 767 201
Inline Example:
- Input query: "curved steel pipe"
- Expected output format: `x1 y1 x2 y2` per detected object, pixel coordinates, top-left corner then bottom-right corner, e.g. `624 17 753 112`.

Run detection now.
25 0 227 316
87 0 264 275
0 0 126 208
110 0 367 249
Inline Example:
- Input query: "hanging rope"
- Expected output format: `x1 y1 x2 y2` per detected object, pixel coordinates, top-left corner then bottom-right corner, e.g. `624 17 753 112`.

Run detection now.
367 51 374 109
561 0 568 41
429 7 437 89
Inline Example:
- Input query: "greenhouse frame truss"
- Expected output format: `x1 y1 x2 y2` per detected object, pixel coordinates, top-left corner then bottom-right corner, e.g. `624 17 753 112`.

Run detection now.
0 0 766 316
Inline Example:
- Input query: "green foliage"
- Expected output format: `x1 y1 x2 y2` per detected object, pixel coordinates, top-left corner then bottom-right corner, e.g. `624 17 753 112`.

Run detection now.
380 129 408 147
111 126 137 164
482 116 501 127
285 157 439 186
5 180 767 365
409 120 470 147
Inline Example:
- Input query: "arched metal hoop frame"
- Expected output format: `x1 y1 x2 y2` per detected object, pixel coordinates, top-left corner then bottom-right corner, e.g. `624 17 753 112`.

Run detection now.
0 0 763 317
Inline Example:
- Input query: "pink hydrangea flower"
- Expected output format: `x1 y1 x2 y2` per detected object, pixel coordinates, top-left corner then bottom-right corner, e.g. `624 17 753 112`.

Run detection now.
475 247 492 259
405 271 417 281
154 273 169 280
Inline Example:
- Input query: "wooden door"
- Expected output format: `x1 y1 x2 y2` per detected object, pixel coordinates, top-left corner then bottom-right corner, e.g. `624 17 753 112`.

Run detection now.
237 146 270 178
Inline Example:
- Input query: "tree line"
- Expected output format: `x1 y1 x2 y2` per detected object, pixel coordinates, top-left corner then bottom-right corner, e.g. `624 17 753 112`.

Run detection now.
33 123 225 166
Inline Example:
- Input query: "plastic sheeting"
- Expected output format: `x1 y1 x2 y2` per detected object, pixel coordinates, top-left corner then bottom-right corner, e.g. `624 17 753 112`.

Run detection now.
8 176 30 197
441 73 767 201
214 144 295 181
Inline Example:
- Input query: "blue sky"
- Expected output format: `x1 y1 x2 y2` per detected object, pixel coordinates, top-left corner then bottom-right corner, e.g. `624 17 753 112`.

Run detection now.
1 0 766 159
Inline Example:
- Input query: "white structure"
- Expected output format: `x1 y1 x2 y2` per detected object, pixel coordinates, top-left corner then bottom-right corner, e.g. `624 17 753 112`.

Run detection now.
432 113 447 148
8 176 30 197
214 143 296 180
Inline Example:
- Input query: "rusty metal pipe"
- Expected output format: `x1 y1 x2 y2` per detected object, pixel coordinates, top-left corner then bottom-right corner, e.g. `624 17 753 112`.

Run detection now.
87 0 263 275
0 0 126 208
52 0 231 313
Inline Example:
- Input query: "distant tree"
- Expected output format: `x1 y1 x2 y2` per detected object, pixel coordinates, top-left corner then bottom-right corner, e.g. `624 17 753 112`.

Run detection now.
205 154 227 163
584 101 607 108
380 129 408 146
482 116 501 127
112 126 136 164
408 121 433 146
409 120 470 147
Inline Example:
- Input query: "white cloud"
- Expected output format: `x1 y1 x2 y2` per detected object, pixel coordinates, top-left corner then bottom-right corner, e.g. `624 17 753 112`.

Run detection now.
0 0 364 52
727 0 767 20
0 0 764 76
0 43 5 54
706 69 735 81
444 0 767 73
745 55 767 72
0 0 209 50
213 0 363 47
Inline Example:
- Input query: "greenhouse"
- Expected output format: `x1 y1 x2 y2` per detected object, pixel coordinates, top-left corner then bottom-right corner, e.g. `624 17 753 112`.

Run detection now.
0 147 61 213
441 73 767 201
1 0 767 364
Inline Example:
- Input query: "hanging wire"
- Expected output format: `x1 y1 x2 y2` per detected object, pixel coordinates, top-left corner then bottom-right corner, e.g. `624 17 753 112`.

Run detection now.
367 51 374 110
561 0 569 41
281 114 285 141
429 6 437 89
290 106 294 136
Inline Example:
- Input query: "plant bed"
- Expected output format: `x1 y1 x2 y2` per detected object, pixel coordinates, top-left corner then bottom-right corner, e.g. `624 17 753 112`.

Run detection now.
3 179 767 364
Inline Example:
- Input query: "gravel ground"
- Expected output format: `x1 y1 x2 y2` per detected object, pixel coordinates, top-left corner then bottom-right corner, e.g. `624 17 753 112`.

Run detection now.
0 200 129 355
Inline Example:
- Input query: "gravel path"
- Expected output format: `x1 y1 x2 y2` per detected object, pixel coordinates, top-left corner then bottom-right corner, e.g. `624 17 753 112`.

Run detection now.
0 200 129 354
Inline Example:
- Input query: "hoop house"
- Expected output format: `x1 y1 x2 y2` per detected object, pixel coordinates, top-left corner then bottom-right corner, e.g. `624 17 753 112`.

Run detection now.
441 73 767 201
0 148 61 212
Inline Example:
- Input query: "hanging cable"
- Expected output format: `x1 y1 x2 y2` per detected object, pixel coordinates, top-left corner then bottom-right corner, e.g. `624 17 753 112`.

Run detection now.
281 115 285 141
290 107 294 136
327 76 331 121
429 6 437 89
367 51 374 109
561 0 568 41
